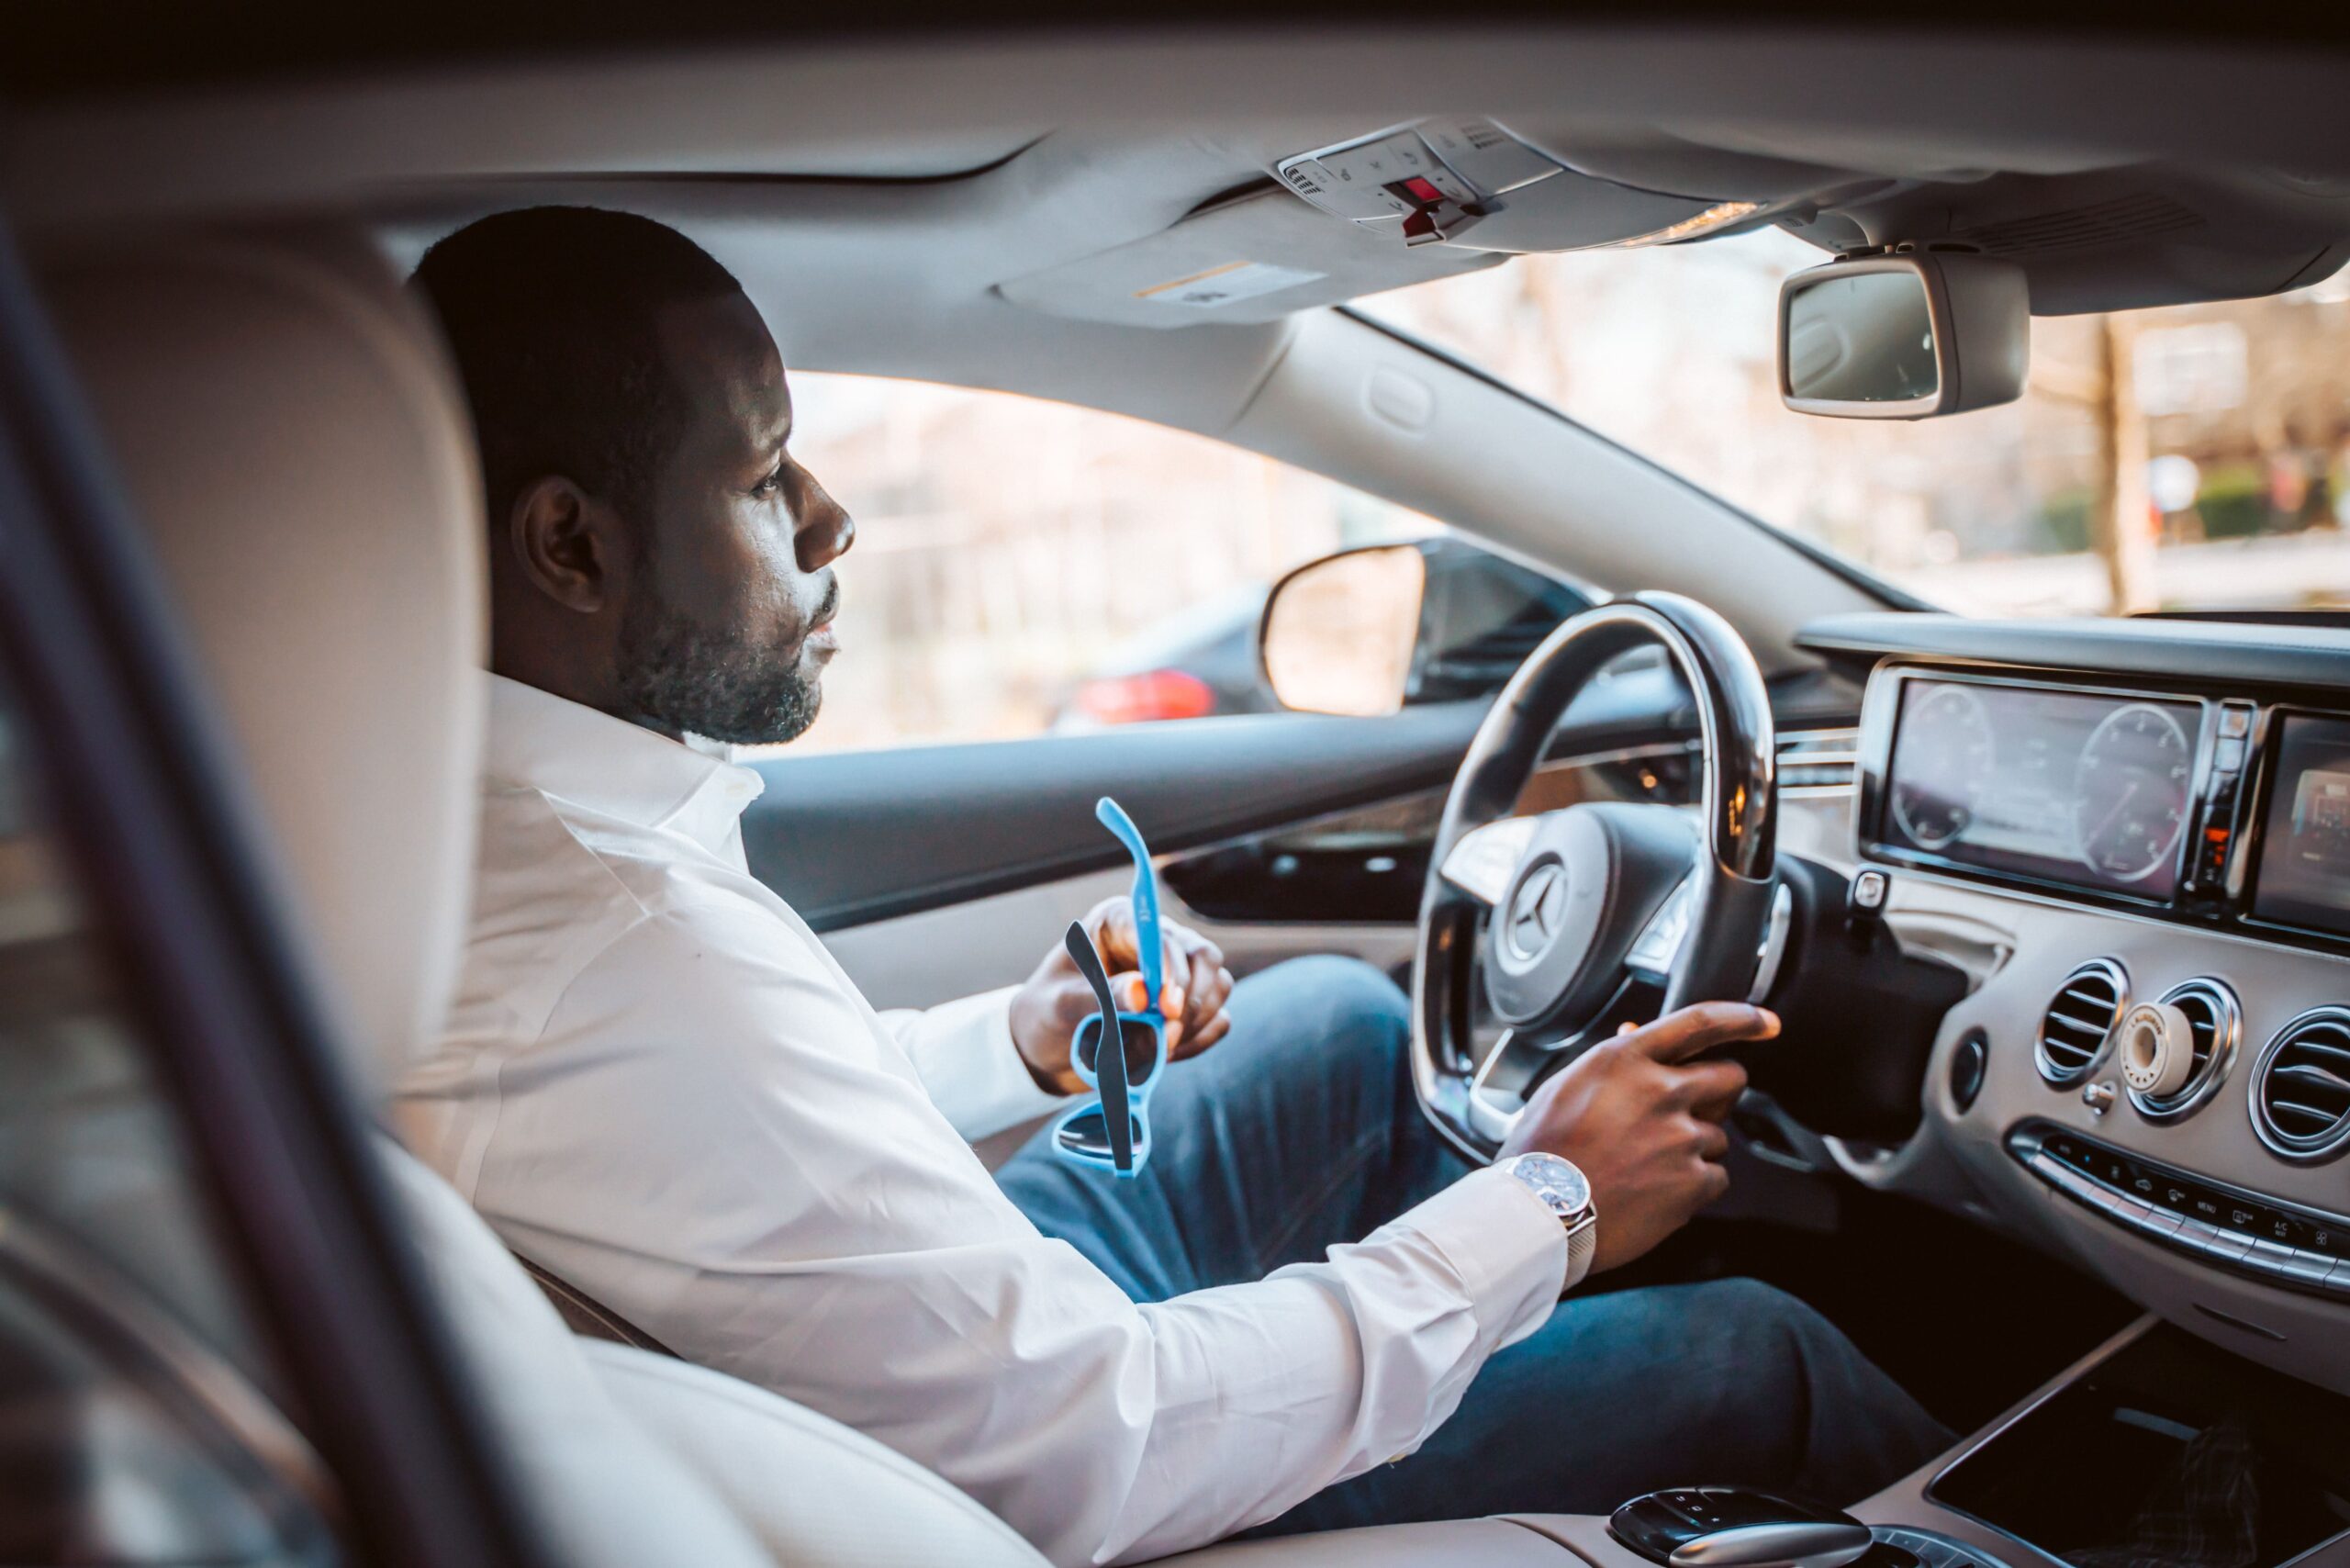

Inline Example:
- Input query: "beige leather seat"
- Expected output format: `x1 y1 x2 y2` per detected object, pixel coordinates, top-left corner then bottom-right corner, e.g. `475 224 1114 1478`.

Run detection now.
39 224 1054 1568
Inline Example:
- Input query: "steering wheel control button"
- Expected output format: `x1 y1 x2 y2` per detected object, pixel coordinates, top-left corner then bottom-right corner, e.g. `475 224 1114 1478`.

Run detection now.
1850 868 1889 916
2118 1001 2195 1099
2009 1122 2350 1300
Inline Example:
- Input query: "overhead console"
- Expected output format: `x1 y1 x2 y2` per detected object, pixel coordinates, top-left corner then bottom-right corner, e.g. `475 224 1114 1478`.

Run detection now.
1272 118 1755 253
993 116 1773 330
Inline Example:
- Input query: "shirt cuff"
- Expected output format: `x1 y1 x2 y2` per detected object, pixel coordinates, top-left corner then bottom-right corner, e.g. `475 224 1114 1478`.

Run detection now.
1391 1164 1571 1350
905 984 1073 1142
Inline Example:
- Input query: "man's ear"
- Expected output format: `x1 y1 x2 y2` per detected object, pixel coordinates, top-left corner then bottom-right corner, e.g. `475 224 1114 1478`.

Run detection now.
507 476 614 614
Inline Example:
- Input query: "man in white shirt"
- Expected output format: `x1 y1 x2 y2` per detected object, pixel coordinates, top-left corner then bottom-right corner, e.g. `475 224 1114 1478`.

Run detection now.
397 207 1947 1567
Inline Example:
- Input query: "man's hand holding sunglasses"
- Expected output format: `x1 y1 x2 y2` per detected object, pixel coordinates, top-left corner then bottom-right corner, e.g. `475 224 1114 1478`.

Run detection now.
1011 896 1237 1096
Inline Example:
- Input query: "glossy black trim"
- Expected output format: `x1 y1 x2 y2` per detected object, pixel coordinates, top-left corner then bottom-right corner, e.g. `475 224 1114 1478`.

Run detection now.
1802 611 2350 694
0 215 542 1566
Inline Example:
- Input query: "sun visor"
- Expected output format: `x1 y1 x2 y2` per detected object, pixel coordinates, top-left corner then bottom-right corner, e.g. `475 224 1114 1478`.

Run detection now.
994 186 1502 329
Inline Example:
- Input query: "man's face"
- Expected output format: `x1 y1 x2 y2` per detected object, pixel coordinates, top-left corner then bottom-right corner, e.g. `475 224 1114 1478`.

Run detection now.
612 291 855 745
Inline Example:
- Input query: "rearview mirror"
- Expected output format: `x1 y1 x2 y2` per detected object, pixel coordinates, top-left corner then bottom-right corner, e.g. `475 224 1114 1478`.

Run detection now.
1259 539 1589 716
1778 252 2029 419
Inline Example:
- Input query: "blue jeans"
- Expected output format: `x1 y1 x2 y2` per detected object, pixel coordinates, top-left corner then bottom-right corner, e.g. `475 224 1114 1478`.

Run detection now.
993 956 1953 1535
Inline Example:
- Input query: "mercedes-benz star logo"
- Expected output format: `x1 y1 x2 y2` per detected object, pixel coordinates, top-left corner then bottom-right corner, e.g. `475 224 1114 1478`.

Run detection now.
1505 863 1567 960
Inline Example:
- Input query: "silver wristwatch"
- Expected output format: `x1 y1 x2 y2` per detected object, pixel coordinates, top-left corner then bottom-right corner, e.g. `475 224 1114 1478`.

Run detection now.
1501 1153 1598 1293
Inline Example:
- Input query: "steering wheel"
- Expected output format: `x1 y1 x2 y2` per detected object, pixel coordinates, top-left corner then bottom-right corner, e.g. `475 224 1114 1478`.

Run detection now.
1411 591 1783 1161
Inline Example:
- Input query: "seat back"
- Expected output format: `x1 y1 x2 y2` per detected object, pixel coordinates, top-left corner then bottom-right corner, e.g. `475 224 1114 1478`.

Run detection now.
41 221 1053 1568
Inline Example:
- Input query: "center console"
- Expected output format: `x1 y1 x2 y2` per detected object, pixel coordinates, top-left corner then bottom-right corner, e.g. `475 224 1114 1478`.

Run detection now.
1176 1318 2350 1568
1606 1489 2002 1567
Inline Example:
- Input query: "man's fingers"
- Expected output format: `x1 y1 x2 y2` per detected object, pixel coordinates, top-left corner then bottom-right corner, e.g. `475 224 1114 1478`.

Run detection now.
1670 1058 1751 1119
1689 1116 1732 1163
1181 949 1224 1033
1623 1002 1779 1064
1089 898 1141 969
1173 1008 1233 1059
1696 1159 1732 1207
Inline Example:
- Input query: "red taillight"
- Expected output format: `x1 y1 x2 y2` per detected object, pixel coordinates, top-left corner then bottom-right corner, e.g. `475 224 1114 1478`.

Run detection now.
1073 668 1217 726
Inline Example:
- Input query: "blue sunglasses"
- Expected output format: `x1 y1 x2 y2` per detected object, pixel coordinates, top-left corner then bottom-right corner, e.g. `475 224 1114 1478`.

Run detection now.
1051 797 1168 1178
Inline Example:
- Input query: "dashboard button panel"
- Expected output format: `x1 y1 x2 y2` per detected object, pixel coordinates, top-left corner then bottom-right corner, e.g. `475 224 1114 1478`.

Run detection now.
2012 1122 2350 1301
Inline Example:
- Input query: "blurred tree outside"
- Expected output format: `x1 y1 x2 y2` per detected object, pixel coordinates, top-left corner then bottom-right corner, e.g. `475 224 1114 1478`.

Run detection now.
1368 230 2350 618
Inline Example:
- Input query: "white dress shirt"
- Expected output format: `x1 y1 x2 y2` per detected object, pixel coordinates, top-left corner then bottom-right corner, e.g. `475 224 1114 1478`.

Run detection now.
396 675 1568 1567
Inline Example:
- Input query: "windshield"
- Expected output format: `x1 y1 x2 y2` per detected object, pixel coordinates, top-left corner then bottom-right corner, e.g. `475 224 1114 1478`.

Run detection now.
1368 230 2350 619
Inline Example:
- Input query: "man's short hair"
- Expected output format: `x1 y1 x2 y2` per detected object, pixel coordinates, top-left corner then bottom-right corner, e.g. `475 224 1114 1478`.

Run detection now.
410 206 746 528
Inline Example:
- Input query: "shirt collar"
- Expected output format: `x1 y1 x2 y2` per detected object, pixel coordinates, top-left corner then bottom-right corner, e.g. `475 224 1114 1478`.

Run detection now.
482 673 765 853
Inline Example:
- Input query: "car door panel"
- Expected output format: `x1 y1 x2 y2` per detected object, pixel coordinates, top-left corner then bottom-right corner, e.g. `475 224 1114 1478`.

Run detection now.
750 661 1700 933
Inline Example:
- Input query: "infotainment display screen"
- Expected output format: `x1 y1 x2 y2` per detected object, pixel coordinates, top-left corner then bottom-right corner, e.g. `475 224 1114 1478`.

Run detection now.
2252 715 2350 935
1877 678 2201 898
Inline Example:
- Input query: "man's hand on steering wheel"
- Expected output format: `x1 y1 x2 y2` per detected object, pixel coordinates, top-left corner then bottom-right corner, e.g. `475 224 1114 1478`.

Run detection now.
1498 1001 1778 1273
1011 896 1237 1095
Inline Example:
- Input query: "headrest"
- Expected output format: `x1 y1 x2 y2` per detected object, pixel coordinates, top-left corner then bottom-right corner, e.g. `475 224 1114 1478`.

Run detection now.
41 228 486 1091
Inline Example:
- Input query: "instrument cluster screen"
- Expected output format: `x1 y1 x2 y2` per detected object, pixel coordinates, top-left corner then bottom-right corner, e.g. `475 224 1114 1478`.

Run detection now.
1878 679 2200 898
2253 716 2350 935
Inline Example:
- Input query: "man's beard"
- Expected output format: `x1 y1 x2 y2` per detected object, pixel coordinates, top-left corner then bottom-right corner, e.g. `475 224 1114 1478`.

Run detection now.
614 586 826 746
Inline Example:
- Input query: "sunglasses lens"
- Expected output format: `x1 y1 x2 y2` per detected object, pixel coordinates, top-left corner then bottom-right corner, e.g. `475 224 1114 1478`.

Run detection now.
1056 1108 1148 1159
1076 1014 1160 1086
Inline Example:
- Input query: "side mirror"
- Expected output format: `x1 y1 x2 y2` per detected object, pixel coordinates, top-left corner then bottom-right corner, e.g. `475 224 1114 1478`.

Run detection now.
1778 252 2029 420
1259 538 1588 716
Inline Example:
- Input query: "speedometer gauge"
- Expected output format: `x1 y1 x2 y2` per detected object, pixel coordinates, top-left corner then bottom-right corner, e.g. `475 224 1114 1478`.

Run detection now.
1891 684 1996 849
2073 702 2192 883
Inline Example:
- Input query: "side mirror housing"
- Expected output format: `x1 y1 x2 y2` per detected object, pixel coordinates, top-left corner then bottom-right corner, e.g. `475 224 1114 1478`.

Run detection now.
1258 538 1588 716
1778 252 2030 420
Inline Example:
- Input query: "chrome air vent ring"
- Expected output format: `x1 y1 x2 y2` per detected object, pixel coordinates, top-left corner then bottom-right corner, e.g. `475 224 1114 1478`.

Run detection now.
2251 1006 2350 1163
2126 979 2239 1122
2037 959 2127 1087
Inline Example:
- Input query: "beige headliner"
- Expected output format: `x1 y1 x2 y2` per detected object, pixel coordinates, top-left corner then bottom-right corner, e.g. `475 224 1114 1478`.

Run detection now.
14 26 2349 662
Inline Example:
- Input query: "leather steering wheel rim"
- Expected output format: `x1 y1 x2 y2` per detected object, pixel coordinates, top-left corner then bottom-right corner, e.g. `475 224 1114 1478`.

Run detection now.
1410 590 1780 1162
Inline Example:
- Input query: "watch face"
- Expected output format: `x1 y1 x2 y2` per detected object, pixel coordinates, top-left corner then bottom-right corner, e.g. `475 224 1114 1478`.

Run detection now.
1513 1154 1590 1215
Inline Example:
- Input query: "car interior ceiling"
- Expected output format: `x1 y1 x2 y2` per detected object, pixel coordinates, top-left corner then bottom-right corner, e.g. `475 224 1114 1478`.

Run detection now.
11 17 2350 1568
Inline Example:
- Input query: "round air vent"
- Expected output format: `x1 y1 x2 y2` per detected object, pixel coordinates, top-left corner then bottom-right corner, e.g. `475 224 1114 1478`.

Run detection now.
2251 1006 2350 1162
2127 979 2239 1121
2036 959 2127 1085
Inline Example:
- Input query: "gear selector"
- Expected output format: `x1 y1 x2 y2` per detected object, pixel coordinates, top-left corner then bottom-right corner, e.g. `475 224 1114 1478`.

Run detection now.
1608 1489 1875 1568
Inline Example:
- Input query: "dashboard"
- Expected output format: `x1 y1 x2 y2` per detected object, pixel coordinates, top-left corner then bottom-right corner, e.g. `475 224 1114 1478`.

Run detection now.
1860 666 2350 952
1797 613 2350 1401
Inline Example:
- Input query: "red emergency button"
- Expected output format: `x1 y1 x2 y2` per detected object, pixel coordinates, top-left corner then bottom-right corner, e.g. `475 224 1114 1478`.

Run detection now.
1397 175 1446 207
